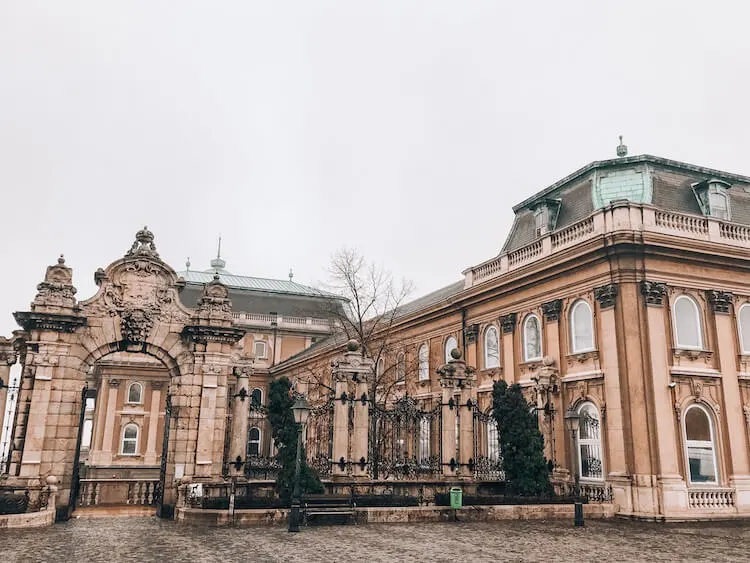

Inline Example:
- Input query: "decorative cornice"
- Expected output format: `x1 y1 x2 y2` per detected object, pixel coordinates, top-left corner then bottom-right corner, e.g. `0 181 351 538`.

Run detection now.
13 311 87 333
594 283 619 309
542 299 562 322
640 280 668 306
707 290 733 314
500 313 517 334
182 325 245 344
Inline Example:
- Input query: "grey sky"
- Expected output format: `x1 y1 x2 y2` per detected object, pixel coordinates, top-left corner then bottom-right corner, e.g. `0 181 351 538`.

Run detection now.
1 1 748 337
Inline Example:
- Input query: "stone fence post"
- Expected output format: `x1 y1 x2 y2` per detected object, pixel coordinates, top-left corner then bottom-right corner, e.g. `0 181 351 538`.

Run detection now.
229 367 252 475
437 349 476 477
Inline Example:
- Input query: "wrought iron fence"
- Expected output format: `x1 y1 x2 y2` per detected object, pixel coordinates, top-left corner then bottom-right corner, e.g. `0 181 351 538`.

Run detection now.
370 396 442 480
306 398 334 477
471 405 505 481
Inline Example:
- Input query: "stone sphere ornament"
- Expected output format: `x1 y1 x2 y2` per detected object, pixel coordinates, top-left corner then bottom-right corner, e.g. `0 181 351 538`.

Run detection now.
347 339 360 352
450 348 462 360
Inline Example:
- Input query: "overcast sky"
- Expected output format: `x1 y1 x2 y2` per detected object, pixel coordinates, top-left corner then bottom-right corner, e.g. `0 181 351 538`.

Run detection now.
1 1 748 337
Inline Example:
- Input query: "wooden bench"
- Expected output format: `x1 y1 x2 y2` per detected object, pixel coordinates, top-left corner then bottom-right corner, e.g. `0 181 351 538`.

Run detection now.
302 494 356 525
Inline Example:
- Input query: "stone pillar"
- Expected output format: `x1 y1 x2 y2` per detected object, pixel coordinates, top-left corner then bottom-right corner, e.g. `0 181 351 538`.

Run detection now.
709 291 750 510
195 362 220 477
228 367 251 475
540 300 563 467
437 349 476 477
144 381 163 466
594 283 632 511
97 378 120 465
500 313 517 384
0 339 16 437
330 340 373 477
641 280 687 514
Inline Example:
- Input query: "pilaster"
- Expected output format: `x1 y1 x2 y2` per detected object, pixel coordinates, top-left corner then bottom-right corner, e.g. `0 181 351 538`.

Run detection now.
500 313 516 383
229 367 251 475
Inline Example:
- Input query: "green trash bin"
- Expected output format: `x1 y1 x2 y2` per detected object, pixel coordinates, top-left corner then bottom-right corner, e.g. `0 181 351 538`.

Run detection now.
449 487 462 509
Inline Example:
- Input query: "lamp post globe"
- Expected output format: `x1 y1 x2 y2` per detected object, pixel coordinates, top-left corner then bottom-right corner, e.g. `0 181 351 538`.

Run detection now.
563 406 584 527
288 395 311 532
292 396 311 425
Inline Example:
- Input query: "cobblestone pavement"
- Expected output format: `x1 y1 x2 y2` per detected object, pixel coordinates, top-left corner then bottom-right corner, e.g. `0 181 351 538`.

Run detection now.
3 517 750 563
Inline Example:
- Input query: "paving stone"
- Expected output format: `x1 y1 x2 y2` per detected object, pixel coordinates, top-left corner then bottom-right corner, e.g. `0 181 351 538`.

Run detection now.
3 516 750 562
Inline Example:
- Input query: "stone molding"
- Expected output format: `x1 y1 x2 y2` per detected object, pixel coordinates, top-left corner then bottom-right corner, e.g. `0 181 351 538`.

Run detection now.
13 312 87 333
464 324 479 344
182 325 245 344
707 290 733 314
499 313 517 334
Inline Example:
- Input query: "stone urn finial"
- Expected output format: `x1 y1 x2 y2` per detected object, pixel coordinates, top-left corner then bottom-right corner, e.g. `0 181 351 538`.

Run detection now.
346 339 359 352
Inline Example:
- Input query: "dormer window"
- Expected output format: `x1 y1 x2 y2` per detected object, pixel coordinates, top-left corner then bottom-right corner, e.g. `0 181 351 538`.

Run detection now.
532 199 561 237
693 179 732 221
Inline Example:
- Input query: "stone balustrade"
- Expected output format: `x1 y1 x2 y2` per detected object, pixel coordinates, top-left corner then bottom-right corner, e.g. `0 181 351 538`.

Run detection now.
229 312 332 332
466 202 750 287
688 487 736 510
78 478 159 507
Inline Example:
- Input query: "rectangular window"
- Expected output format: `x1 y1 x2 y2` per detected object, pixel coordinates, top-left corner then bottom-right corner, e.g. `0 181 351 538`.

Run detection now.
254 340 267 359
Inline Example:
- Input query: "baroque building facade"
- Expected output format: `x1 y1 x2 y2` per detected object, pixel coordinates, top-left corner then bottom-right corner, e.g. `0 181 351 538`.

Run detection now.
1 151 750 521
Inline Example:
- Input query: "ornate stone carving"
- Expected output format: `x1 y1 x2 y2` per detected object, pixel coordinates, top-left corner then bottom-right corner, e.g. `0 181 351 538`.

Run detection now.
500 313 517 334
182 325 245 344
594 284 619 309
566 351 599 365
744 405 750 427
437 349 476 389
542 299 562 322
464 324 479 344
640 280 668 305
707 290 733 314
125 226 160 259
121 307 155 344
194 274 233 321
32 255 78 309
109 378 121 387
13 311 86 333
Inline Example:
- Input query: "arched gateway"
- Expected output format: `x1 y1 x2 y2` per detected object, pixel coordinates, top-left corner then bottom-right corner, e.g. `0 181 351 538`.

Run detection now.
3 228 247 517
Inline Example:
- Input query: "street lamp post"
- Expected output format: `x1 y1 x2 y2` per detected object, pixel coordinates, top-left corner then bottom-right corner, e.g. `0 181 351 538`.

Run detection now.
564 406 584 527
288 396 310 533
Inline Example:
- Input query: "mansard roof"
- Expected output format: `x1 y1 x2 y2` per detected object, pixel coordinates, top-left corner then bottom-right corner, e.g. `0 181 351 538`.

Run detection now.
503 154 750 252
177 270 341 299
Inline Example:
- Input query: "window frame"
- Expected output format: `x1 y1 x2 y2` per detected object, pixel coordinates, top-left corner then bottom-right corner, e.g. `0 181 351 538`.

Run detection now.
418 418 430 461
444 336 458 364
576 401 604 481
121 423 139 456
570 300 595 354
253 340 268 359
127 382 143 405
484 326 500 369
738 303 750 355
523 314 543 362
487 419 500 462
672 295 704 350
396 352 406 383
683 403 719 486
251 388 263 407
376 357 385 380
418 344 430 381
247 426 262 457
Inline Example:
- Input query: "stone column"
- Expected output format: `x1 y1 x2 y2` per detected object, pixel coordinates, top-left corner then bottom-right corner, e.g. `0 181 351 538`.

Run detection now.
144 381 163 466
641 281 687 514
195 362 220 477
541 300 563 467
594 283 631 511
437 349 476 477
19 352 57 477
709 291 750 510
500 314 517 383
228 367 251 475
98 378 120 465
330 340 373 477
0 339 16 438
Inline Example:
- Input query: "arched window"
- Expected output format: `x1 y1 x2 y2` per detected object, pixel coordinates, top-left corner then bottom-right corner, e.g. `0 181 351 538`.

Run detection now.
247 427 261 457
251 388 262 407
684 404 718 484
484 326 499 369
523 314 542 362
396 352 406 382
738 304 750 354
570 300 595 353
127 382 143 404
673 295 703 349
444 336 458 363
418 418 430 460
487 419 500 462
121 423 139 455
577 402 603 480
376 357 385 380
418 344 429 381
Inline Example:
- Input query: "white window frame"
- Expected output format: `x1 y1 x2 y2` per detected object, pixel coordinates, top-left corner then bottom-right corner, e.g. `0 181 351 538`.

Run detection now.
487 419 500 462
576 402 604 481
127 382 143 404
418 344 430 381
82 419 94 450
418 418 430 460
484 326 500 369
570 300 595 354
254 340 268 359
444 336 458 363
683 403 719 486
121 423 139 456
672 295 704 350
738 303 750 355
396 352 406 383
523 314 543 362
247 426 261 457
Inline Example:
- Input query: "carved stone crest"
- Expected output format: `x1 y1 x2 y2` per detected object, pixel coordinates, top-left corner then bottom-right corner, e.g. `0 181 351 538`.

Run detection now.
125 226 160 259
32 255 78 309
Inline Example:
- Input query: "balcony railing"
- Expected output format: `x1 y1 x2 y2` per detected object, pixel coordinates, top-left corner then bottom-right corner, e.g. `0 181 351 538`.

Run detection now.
688 487 735 510
78 478 159 507
466 203 750 287
230 313 332 332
